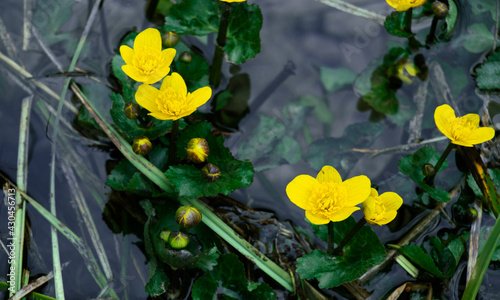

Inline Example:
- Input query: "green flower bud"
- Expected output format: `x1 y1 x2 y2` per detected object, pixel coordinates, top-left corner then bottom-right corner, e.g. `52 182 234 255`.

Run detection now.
468 207 478 221
132 136 152 155
201 163 221 182
179 52 192 63
187 138 210 163
432 1 449 19
175 206 202 228
124 102 140 119
422 163 436 177
168 231 190 249
160 229 171 242
162 31 179 48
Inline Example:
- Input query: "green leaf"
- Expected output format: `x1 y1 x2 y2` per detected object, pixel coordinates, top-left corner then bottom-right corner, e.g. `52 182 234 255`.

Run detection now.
398 234 466 279
110 93 185 141
192 254 276 300
78 83 114 129
469 0 496 20
297 217 386 288
463 23 494 53
106 159 165 197
238 116 286 162
444 0 458 37
224 3 263 64
167 122 254 197
319 67 356 93
384 11 415 38
111 54 136 101
476 61 500 90
299 95 334 124
163 0 262 64
175 51 210 90
307 122 384 171
398 146 451 202
32 0 76 47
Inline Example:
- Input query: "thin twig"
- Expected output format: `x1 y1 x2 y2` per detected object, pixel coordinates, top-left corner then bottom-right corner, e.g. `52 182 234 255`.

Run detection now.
31 26 64 72
316 0 386 24
350 136 448 157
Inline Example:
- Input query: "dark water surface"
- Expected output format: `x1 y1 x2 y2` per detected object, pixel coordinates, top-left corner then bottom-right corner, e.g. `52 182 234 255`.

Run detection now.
1 0 498 299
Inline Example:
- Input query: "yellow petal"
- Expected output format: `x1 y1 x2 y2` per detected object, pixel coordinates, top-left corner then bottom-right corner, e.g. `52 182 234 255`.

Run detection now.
369 188 379 198
450 139 474 147
161 48 176 68
161 72 187 96
328 207 360 222
379 192 403 211
305 211 330 225
404 63 417 76
362 196 377 216
189 86 212 108
342 175 371 206
379 211 398 225
135 84 160 113
142 68 171 85
316 165 342 183
122 65 145 83
434 104 455 140
148 112 174 120
286 175 319 210
134 28 161 51
120 45 134 65
462 127 496 146
461 113 480 128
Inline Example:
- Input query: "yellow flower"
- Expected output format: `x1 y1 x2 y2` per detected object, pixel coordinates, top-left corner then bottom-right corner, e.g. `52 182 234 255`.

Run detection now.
362 188 402 226
120 28 176 84
396 58 417 84
434 104 495 147
386 0 427 12
135 72 212 120
286 166 371 225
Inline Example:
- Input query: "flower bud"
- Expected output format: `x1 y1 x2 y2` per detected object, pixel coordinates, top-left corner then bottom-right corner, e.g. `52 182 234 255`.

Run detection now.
168 231 189 249
132 136 152 155
160 229 171 242
432 2 449 19
179 52 192 63
201 163 221 182
187 138 210 163
162 31 179 48
422 163 436 177
175 206 202 228
468 207 478 221
124 102 140 119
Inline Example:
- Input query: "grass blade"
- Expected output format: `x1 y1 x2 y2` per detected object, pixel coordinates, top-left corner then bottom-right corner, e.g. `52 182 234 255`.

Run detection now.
11 96 32 296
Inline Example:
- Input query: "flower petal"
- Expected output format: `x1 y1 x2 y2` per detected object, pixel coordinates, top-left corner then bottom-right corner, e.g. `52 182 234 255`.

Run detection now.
461 113 480 128
379 211 398 225
362 197 376 217
148 112 174 120
122 65 145 83
434 104 455 140
316 165 342 183
329 207 360 222
135 84 160 113
189 86 212 108
380 192 403 211
160 48 176 69
134 28 161 51
142 68 171 85
369 188 378 198
286 175 318 210
305 211 330 225
462 127 496 145
342 175 371 206
161 72 187 96
119 45 134 65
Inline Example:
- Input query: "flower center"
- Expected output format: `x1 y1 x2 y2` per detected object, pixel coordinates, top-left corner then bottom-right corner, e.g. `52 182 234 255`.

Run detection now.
450 117 475 141
135 48 162 75
309 182 347 217
368 197 386 222
156 87 187 117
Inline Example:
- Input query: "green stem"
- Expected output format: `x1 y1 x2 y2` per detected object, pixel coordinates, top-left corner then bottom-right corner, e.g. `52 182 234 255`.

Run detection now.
426 16 439 45
428 142 454 185
327 222 335 255
209 2 231 88
168 119 180 167
332 218 367 256
404 8 413 34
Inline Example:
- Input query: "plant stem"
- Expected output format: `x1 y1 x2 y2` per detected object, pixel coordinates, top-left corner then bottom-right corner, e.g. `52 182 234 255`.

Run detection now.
327 222 335 255
332 218 367 256
404 8 413 34
168 119 180 166
426 16 439 45
209 2 231 88
427 142 454 185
